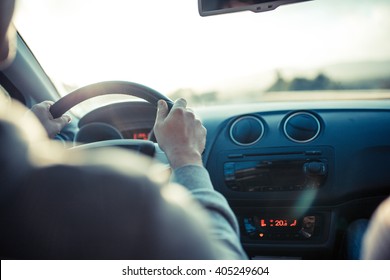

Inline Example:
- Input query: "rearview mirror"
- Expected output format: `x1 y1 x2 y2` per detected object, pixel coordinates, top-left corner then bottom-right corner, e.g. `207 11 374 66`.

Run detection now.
198 0 312 16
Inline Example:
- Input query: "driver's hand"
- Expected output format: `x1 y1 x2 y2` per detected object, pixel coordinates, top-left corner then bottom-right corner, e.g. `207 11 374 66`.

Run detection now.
30 101 71 138
154 98 206 169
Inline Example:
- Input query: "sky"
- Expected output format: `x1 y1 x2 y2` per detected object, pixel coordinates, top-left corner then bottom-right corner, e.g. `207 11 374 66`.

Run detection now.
13 0 390 95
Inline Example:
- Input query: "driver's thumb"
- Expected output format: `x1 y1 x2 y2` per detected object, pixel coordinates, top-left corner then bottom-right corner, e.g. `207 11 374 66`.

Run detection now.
156 100 168 121
55 114 71 129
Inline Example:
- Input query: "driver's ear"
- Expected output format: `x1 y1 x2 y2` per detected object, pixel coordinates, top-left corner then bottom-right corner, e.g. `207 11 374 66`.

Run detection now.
0 0 16 70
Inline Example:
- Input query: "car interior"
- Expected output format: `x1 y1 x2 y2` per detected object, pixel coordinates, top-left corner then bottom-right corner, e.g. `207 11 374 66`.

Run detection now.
1 0 390 259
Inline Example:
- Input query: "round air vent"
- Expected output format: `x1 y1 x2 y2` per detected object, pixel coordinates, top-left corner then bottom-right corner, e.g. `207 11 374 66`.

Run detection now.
283 112 321 143
230 116 264 146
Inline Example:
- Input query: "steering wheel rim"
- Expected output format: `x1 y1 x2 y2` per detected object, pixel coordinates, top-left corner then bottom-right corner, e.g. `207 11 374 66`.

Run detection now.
50 81 174 119
50 81 174 149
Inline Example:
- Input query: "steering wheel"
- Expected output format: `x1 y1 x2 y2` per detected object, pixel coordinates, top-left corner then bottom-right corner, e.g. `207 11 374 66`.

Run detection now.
50 81 174 158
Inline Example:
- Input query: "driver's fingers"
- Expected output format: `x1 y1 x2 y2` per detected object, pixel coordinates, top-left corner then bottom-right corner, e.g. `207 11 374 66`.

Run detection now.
42 100 72 123
171 98 187 111
44 100 54 106
53 114 71 128
46 115 71 138
39 100 54 109
156 100 169 121
62 114 72 123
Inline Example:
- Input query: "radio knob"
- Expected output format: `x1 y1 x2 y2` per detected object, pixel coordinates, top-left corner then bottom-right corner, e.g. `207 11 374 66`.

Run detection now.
304 161 327 176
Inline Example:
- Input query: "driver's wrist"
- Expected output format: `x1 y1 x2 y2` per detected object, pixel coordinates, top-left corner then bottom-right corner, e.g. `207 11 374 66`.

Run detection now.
166 150 203 169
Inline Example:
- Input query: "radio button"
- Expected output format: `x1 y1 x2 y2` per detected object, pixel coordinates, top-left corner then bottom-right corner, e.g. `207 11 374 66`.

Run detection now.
304 161 327 176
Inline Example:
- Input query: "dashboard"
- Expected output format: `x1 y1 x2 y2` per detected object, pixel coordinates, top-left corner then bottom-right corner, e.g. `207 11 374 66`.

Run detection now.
77 99 390 259
75 102 156 143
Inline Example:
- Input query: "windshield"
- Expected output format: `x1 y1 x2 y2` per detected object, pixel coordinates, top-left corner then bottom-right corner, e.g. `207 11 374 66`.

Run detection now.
14 0 390 109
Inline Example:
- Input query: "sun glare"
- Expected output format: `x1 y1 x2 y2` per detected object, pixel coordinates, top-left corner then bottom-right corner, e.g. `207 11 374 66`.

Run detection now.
13 0 390 103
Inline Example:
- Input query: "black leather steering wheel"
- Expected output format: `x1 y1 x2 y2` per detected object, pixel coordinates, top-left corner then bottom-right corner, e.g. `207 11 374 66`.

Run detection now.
50 81 174 157
50 81 173 118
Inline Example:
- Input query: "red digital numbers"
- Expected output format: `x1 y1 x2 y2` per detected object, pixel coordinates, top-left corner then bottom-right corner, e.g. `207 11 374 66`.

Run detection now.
275 220 287 226
259 218 298 227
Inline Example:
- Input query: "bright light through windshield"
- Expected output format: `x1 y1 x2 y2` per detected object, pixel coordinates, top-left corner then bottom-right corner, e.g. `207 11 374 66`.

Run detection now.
14 0 390 108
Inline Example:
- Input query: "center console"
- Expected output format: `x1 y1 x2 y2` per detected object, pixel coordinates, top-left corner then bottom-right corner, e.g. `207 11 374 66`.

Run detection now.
207 146 335 256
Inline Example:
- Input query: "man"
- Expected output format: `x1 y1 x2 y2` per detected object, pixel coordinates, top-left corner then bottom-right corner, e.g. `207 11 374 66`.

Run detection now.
0 0 246 259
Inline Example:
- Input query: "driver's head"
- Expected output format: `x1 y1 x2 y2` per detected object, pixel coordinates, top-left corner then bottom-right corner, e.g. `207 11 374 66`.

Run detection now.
0 0 16 70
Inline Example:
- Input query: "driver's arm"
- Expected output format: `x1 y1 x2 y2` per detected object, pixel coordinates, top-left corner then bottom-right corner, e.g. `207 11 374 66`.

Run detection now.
172 165 247 259
29 101 71 138
154 98 247 259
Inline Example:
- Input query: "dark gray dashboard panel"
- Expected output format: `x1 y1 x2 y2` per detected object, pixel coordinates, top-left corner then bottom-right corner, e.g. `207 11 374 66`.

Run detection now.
205 108 390 205
200 104 390 258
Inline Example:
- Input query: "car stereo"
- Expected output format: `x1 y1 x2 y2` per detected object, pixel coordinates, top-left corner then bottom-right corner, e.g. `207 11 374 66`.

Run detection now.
224 159 327 192
222 147 332 192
